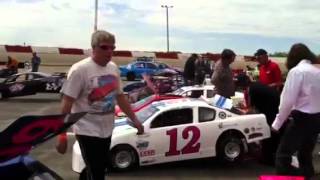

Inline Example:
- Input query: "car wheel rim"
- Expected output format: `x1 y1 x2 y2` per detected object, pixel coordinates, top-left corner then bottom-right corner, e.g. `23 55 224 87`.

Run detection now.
115 150 132 169
224 141 241 160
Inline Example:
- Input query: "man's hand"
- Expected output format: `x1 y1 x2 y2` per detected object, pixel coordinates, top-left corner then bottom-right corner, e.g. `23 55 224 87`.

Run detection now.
117 93 144 135
56 133 68 154
133 121 144 135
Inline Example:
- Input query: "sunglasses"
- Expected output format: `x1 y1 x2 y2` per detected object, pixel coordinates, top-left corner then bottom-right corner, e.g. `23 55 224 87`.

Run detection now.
99 45 115 50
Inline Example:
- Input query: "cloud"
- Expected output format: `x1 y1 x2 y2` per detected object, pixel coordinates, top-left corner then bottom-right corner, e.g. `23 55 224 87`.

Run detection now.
0 0 320 54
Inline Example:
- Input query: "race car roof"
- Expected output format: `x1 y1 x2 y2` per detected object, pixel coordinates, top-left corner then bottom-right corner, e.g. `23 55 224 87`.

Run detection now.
15 72 50 77
179 85 215 92
150 98 211 110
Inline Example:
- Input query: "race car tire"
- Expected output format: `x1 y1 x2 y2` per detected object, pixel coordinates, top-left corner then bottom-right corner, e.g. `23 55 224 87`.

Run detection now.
217 132 245 164
127 72 135 81
111 145 138 171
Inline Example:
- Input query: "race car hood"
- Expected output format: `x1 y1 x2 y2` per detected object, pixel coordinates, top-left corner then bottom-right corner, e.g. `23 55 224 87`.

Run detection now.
0 112 86 163
113 118 138 136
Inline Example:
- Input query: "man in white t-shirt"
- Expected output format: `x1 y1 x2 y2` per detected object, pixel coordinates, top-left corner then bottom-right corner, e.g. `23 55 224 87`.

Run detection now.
56 30 144 180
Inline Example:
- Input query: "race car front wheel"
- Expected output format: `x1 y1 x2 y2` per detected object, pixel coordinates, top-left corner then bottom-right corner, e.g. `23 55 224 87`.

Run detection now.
111 145 138 171
217 133 245 164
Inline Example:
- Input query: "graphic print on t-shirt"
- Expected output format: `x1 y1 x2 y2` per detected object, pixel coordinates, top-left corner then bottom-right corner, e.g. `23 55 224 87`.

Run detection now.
88 74 118 114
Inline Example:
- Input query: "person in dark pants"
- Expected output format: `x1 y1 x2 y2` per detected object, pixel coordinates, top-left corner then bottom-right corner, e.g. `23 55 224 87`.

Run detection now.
183 54 197 86
31 52 41 72
76 136 112 179
56 30 144 180
272 43 320 179
248 82 281 165
194 55 207 85
235 73 281 165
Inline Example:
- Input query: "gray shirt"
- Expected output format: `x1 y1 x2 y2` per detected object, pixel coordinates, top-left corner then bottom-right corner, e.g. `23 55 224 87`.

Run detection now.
211 60 235 98
61 57 123 137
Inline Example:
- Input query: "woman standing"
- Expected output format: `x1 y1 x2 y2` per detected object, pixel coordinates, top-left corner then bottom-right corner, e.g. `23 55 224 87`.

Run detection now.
272 43 320 179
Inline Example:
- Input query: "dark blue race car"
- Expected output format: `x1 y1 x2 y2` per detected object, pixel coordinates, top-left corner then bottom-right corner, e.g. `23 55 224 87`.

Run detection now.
0 72 66 99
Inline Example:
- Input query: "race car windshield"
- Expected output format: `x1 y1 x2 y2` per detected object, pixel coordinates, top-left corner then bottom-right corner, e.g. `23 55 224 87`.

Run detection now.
136 105 159 123
131 95 155 109
172 88 184 95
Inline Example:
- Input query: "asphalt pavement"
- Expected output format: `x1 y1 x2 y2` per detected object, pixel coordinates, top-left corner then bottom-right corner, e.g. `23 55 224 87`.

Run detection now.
1 93 320 180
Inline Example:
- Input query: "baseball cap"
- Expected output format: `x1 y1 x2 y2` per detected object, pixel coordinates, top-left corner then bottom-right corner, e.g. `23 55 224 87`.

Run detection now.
254 49 268 56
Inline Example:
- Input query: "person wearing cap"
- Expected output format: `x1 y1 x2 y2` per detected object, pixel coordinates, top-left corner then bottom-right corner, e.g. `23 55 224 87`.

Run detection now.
254 49 282 91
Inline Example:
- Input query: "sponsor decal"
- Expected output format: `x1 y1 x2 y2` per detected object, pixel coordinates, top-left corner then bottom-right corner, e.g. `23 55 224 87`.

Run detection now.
218 112 227 119
139 149 155 157
9 84 24 93
256 127 263 131
248 132 263 139
141 159 156 164
136 140 149 150
218 122 238 129
45 82 59 91
244 128 250 134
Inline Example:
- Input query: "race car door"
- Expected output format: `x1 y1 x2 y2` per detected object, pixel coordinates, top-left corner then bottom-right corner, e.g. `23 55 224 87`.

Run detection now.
24 74 47 92
144 63 158 75
194 106 220 158
144 107 202 164
4 74 37 97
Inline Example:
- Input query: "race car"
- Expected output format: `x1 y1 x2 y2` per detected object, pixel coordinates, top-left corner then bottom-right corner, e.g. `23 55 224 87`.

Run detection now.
123 75 184 103
0 72 65 99
115 94 183 117
72 98 271 172
119 61 181 81
171 85 216 99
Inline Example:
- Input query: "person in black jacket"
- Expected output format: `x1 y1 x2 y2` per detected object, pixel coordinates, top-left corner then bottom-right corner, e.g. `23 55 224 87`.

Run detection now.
235 73 281 165
183 54 198 85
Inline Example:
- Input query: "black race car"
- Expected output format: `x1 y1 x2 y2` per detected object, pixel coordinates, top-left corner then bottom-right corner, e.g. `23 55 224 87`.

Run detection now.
0 72 66 99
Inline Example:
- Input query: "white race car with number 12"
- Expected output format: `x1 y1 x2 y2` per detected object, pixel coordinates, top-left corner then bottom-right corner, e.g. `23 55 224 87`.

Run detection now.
72 98 270 172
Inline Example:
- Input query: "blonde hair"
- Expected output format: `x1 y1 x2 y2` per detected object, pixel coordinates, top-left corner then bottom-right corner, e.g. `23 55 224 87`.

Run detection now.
91 30 115 48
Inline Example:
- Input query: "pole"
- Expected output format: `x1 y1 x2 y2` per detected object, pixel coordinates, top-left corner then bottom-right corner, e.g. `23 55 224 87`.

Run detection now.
166 7 169 52
94 0 98 31
161 5 173 52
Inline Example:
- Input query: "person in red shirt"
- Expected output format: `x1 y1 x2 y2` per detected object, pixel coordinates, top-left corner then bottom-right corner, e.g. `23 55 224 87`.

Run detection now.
254 49 282 91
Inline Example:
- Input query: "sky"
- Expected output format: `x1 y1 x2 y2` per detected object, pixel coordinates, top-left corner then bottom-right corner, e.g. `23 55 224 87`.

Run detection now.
1 0 320 55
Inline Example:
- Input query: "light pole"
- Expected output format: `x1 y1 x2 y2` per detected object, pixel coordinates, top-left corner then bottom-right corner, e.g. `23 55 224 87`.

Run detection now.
94 0 98 31
161 5 173 52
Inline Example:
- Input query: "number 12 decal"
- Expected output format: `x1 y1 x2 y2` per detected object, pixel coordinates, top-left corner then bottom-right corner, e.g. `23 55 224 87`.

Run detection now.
165 126 201 156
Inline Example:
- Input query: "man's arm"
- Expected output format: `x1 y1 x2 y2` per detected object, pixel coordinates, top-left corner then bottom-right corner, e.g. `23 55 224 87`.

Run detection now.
56 95 75 154
116 93 144 134
61 95 75 114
